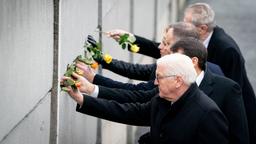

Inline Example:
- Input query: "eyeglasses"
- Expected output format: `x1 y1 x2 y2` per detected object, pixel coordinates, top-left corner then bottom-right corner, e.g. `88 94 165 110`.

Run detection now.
155 74 176 82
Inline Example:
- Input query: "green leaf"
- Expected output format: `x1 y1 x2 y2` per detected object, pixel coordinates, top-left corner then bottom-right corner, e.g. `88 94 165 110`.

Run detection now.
119 34 129 44
71 85 78 91
64 69 73 77
121 43 126 49
66 79 75 85
127 35 136 43
95 42 102 50
61 87 69 92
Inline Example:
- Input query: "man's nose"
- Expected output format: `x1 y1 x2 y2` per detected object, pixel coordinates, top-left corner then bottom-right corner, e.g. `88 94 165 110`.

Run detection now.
158 43 163 50
154 78 158 85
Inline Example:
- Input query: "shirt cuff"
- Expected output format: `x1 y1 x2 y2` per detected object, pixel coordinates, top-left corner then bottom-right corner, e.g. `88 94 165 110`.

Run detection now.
90 85 99 98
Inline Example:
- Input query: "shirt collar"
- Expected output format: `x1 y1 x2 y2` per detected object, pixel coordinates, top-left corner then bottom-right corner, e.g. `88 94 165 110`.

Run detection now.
172 72 204 105
203 31 213 48
196 71 205 86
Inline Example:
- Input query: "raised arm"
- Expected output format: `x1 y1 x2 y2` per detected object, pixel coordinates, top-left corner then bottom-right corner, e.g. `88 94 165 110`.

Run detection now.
61 73 152 126
101 59 156 81
76 59 156 82
106 29 160 59
76 95 151 126
132 35 160 59
97 85 158 103
61 70 158 104
93 74 156 90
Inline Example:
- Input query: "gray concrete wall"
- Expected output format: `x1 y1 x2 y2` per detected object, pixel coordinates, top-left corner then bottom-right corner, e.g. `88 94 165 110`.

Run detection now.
0 0 180 144
59 0 98 144
0 0 53 143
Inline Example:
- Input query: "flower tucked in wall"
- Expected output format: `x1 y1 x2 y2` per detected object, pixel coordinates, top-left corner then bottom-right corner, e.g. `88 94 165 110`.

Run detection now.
130 44 140 53
118 34 140 53
86 35 113 65
61 63 82 92
61 35 113 91
103 54 113 64
85 41 102 63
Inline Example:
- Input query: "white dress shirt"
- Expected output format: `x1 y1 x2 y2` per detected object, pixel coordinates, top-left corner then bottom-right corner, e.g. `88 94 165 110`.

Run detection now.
203 31 213 48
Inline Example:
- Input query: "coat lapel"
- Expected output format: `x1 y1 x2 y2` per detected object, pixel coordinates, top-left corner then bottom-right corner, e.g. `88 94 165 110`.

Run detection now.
158 84 198 121
156 98 172 122
207 26 220 62
199 70 214 96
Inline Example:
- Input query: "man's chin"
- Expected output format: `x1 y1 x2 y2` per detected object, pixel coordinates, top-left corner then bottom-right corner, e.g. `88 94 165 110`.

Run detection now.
160 52 170 57
159 93 164 98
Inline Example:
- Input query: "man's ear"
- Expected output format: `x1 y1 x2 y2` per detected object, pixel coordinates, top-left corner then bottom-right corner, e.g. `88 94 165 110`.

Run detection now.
175 76 184 88
191 57 199 65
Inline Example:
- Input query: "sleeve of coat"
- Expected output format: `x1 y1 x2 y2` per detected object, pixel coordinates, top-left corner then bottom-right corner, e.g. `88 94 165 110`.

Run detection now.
98 85 158 103
128 35 160 59
93 74 156 90
101 59 155 81
76 96 151 126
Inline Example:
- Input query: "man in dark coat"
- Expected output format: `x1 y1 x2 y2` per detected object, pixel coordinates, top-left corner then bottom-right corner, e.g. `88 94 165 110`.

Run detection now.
62 53 229 144
184 3 256 143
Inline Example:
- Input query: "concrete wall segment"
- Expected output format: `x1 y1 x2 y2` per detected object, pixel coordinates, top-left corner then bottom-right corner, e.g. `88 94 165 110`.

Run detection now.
0 0 53 143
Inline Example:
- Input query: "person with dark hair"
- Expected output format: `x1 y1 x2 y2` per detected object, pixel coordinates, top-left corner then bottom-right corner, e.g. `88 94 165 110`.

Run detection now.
62 53 229 144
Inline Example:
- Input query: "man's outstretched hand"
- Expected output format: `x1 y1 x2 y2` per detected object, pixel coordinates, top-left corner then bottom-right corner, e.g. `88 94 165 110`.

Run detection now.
106 29 133 41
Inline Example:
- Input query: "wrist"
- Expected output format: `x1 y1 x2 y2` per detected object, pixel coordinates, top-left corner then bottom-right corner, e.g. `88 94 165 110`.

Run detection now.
77 94 84 106
81 83 95 94
88 84 95 95
88 73 96 83
73 92 84 106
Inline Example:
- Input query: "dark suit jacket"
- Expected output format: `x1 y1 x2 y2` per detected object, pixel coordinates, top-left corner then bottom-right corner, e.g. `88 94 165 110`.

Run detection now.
199 70 249 144
96 70 249 144
77 84 229 144
208 26 256 144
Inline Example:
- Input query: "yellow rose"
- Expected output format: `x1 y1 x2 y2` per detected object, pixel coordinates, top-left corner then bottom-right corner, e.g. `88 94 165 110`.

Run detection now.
103 54 112 64
130 44 140 53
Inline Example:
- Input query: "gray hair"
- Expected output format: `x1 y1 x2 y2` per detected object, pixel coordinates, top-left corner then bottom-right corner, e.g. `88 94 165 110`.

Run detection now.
165 22 200 40
185 3 216 31
157 53 197 85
